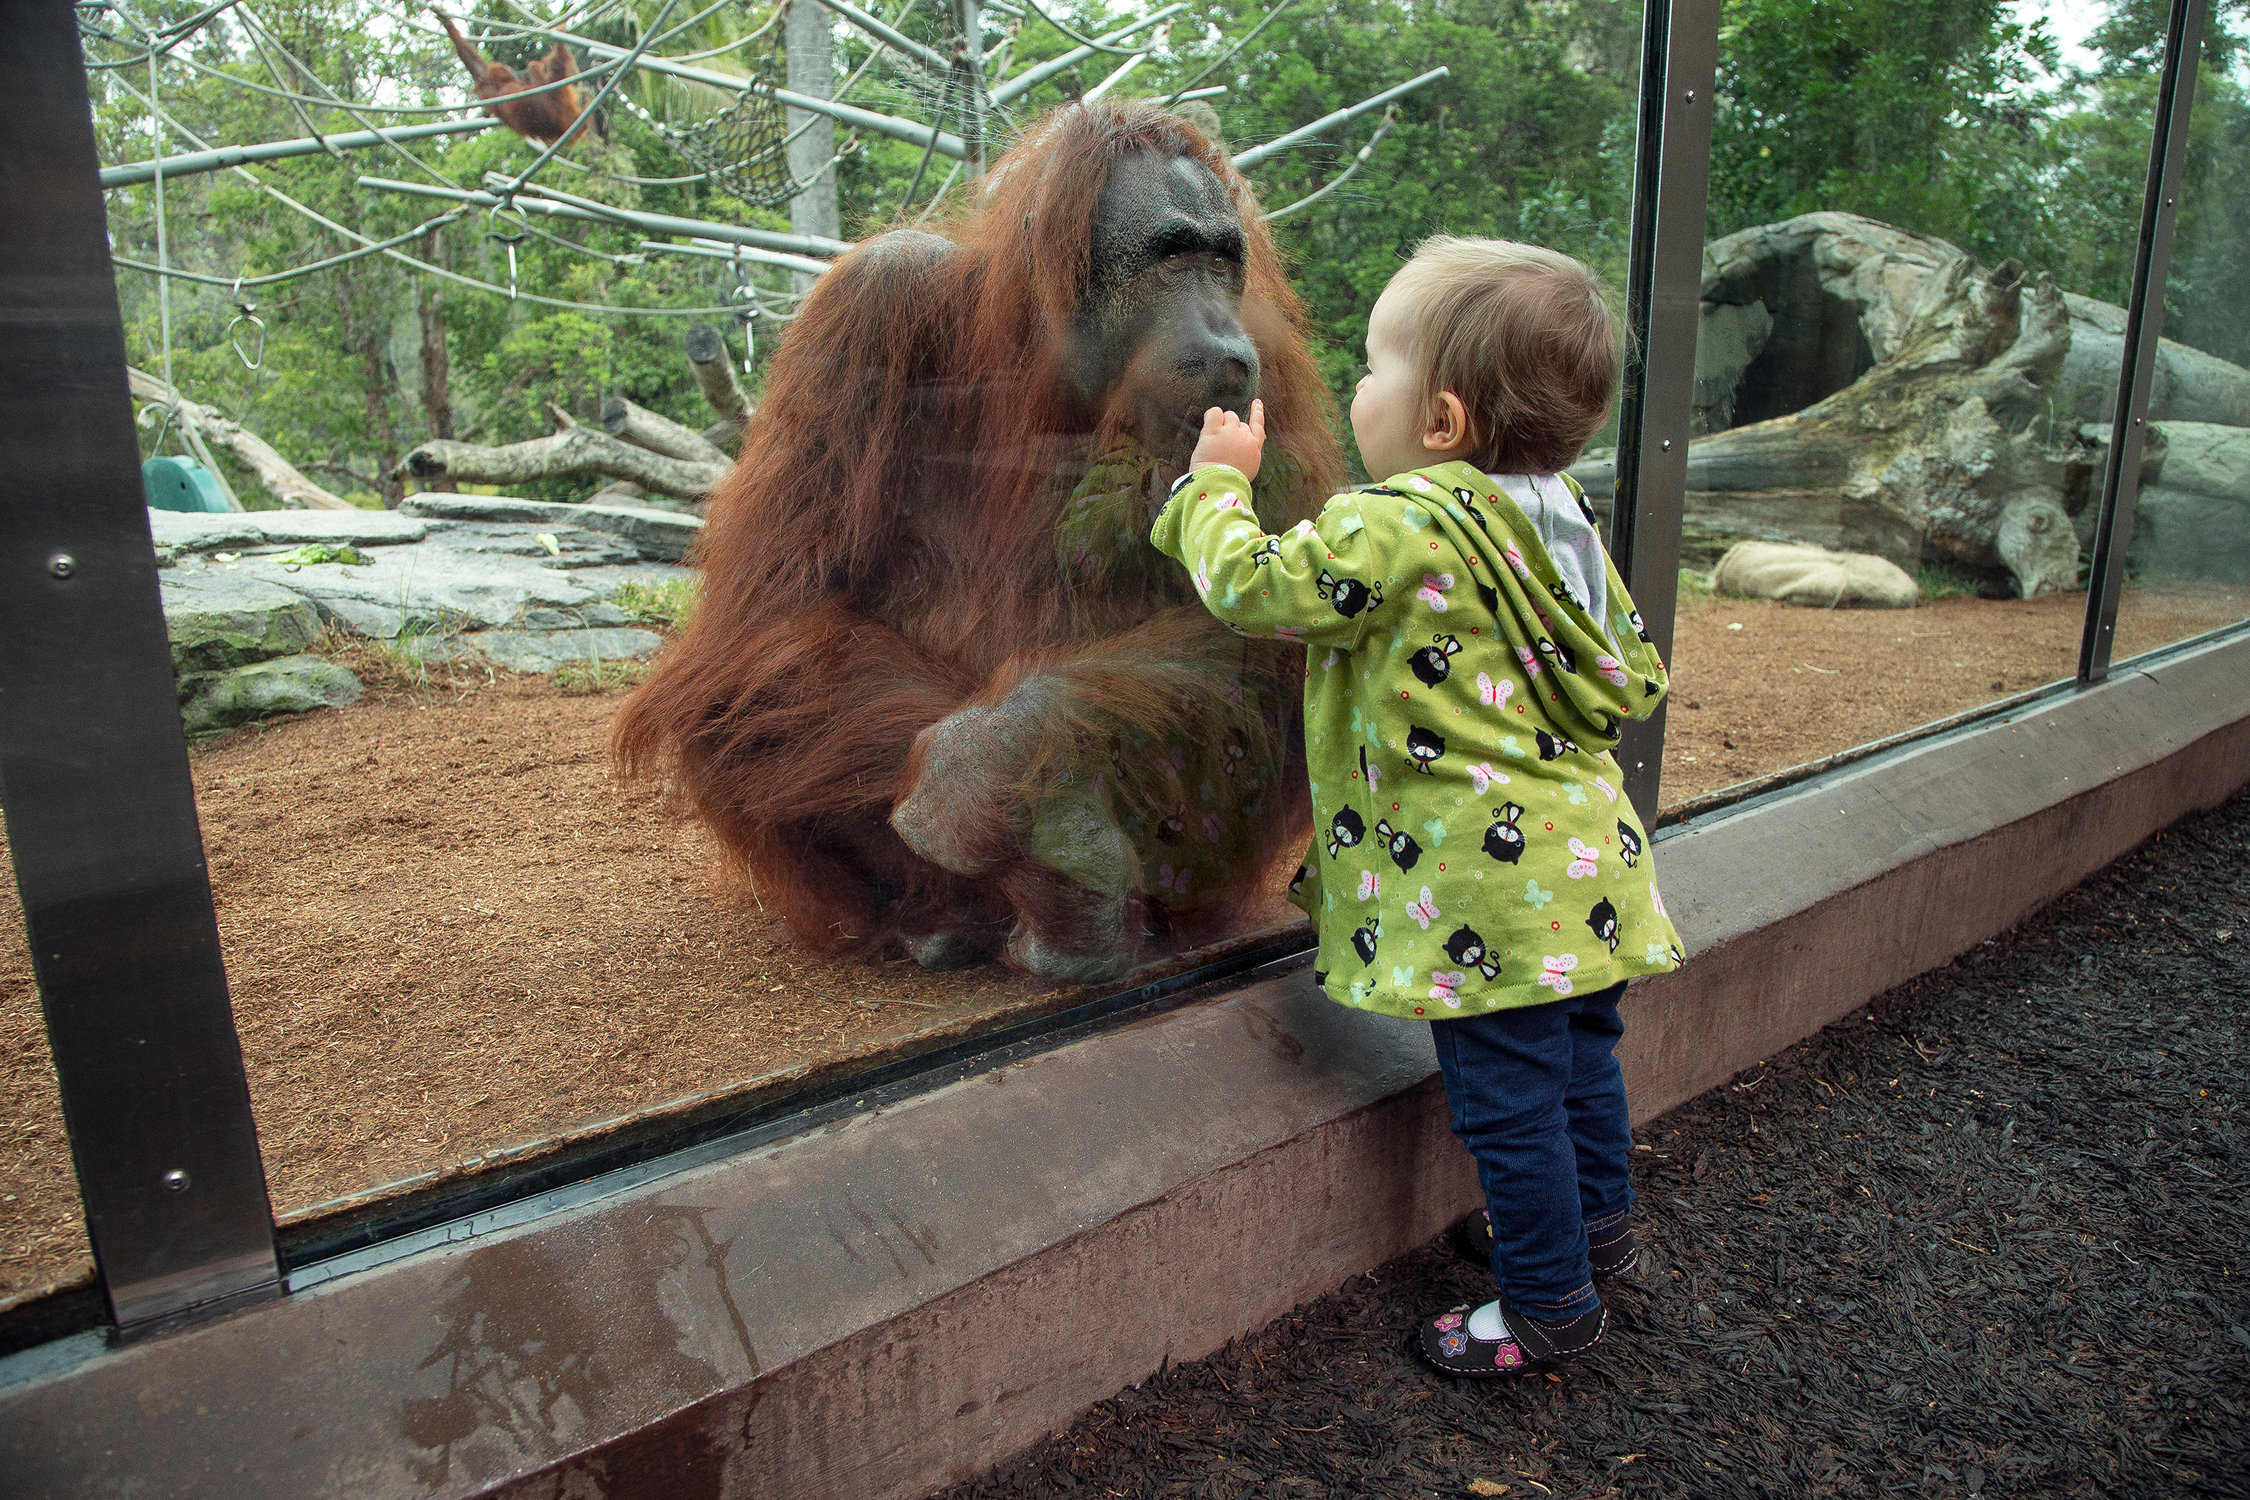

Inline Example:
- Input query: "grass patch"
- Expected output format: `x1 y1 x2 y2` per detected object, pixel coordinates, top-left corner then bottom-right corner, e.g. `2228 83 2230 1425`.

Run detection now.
1676 566 1715 603
553 656 651 695
611 575 701 628
1915 560 1985 600
321 621 490 700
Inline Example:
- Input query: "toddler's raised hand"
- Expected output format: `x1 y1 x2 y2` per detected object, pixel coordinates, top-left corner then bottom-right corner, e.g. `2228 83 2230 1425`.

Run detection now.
1190 398 1265 481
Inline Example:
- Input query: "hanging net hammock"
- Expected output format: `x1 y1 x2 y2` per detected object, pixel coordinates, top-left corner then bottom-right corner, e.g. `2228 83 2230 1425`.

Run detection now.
668 45 797 207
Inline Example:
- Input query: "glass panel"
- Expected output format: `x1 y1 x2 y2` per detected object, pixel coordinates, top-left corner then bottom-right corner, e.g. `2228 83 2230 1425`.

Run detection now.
81 1 1647 1224
2111 17 2250 663
1633 0 2158 810
0 834 96 1311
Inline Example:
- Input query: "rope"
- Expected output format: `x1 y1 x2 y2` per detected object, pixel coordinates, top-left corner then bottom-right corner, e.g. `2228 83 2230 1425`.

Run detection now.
1159 0 1292 106
103 79 773 319
1264 104 1397 224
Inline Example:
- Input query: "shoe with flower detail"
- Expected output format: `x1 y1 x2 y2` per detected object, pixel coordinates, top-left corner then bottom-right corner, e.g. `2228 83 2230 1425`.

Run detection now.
1412 1295 1606 1378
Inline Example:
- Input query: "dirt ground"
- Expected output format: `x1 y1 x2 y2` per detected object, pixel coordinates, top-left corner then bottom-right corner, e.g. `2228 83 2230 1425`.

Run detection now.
2 582 2244 1310
934 785 2250 1500
1659 581 2249 806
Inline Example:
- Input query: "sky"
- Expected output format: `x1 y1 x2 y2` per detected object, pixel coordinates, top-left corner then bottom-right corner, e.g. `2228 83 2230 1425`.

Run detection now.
2008 0 2113 77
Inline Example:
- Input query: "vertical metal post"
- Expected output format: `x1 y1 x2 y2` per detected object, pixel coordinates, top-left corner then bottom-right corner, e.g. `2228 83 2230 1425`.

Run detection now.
1608 0 1719 817
0 2 280 1337
2079 0 2206 685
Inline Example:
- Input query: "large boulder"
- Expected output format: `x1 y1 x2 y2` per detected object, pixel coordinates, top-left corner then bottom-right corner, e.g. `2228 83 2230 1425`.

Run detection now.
177 653 361 736
227 546 624 637
466 626 665 673
1711 541 1919 608
1691 214 2250 432
160 569 322 672
149 507 429 553
401 493 702 563
2127 420 2250 582
1572 214 2250 599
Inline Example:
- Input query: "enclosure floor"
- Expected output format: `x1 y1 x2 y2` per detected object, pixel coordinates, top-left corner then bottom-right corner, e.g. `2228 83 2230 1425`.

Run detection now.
933 787 2249 1500
1659 581 2249 805
2 585 2245 1310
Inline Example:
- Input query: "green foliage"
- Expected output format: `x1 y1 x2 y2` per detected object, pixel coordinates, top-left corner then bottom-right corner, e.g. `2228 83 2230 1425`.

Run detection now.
609 575 702 627
271 543 370 566
86 0 2250 512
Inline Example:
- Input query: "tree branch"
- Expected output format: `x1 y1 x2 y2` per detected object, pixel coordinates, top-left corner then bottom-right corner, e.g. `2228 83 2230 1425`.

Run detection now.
128 367 357 511
396 422 727 499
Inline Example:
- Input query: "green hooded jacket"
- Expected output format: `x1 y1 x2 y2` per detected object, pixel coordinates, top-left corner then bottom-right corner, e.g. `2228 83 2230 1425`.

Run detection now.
1150 458 1685 1019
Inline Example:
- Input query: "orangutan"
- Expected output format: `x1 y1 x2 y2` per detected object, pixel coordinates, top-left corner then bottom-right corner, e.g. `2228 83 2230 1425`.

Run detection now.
614 103 1343 981
436 11 586 145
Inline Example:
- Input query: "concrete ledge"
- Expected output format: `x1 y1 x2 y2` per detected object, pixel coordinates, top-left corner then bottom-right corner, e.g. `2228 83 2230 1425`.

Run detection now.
5 627 2247 1500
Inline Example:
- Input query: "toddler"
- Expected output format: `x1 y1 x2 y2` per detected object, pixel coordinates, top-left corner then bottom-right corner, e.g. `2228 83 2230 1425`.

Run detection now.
1149 237 1683 1376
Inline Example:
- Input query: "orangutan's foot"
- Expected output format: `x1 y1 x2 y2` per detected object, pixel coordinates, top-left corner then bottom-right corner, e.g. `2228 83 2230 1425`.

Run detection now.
891 691 1056 876
904 931 985 971
1004 922 1135 984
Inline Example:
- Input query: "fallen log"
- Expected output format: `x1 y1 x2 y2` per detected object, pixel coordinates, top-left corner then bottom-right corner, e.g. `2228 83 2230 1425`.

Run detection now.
396 407 727 499
1574 254 2095 597
600 395 732 468
127 367 356 511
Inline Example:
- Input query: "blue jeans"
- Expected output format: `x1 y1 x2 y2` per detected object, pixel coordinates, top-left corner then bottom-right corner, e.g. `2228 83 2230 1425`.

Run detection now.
1430 981 1633 1322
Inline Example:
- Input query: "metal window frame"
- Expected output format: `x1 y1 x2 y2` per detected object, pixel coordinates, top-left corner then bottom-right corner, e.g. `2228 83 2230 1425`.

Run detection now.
0 3 279 1340
1608 0 1721 817
2 0 2207 1353
2079 0 2210 684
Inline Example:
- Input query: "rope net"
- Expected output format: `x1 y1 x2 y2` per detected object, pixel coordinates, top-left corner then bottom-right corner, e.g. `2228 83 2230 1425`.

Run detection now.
663 37 798 208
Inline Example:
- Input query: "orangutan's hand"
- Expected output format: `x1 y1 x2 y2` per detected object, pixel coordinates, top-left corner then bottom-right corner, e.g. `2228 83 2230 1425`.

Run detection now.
1189 398 1264 481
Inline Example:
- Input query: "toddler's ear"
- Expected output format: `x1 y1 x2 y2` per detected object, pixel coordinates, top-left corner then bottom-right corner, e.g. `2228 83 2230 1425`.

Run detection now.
1423 391 1474 454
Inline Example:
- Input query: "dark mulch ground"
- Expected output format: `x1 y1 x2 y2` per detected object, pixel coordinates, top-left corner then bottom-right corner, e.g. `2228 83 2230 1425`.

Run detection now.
934 787 2250 1500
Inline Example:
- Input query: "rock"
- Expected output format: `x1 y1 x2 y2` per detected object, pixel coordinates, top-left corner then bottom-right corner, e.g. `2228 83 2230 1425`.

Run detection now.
149 507 429 553
2147 421 2250 500
178 653 361 735
160 568 323 672
2060 300 2250 426
574 502 703 563
401 494 702 562
417 523 644 569
1995 495 2081 600
2129 484 2250 584
229 547 614 637
1710 541 1919 608
464 627 665 673
398 494 586 525
1691 217 2250 432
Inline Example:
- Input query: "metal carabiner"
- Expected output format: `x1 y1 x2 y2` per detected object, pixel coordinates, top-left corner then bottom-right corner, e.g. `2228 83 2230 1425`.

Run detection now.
226 275 266 371
729 248 756 372
485 202 531 301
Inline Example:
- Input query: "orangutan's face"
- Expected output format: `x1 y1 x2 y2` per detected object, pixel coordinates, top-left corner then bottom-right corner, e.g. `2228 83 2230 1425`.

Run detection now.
1069 149 1259 468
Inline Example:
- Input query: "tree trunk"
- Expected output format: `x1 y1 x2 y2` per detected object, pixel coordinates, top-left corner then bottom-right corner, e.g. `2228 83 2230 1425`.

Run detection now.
785 0 838 301
397 411 727 498
417 229 456 491
685 322 752 454
128 367 356 510
342 266 405 508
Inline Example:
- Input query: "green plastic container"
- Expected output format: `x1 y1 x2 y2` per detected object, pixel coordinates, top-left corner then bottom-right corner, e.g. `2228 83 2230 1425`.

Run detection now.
143 455 234 513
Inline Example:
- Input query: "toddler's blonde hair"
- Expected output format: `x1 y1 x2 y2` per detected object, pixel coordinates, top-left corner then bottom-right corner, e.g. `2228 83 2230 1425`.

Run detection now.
1388 237 1623 475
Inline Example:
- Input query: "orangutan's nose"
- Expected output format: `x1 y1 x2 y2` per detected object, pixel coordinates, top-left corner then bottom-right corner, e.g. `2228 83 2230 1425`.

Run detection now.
1182 323 1259 415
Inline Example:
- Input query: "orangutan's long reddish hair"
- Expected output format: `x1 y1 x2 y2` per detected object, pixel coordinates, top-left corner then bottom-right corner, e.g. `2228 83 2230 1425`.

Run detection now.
615 102 1342 961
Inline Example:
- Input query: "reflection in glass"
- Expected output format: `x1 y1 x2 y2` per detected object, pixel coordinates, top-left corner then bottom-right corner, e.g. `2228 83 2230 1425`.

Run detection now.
2112 22 2250 665
75 0 1651 1226
0 835 96 1310
1600 1 2157 809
